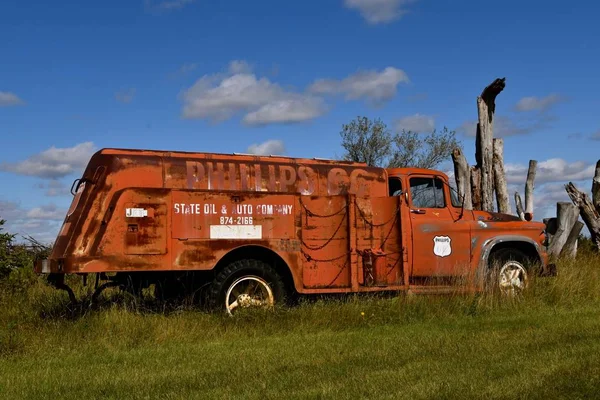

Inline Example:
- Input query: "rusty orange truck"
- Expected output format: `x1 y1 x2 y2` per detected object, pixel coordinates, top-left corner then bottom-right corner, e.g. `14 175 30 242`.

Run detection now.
35 148 554 314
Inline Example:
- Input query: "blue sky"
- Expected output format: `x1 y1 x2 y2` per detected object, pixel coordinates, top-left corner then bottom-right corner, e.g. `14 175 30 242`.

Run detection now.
1 0 599 242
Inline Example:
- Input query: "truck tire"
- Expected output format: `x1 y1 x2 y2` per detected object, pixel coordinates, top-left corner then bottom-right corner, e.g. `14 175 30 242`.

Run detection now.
487 248 530 296
208 259 286 315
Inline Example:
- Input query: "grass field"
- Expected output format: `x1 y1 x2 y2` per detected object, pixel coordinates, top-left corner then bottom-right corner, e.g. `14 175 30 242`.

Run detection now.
1 252 600 399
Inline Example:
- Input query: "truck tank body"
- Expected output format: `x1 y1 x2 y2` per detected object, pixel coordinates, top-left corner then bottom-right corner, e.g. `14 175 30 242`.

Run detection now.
40 148 404 293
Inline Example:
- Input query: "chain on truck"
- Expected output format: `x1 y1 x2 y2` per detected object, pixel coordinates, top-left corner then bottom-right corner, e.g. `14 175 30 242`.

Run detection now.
35 148 556 314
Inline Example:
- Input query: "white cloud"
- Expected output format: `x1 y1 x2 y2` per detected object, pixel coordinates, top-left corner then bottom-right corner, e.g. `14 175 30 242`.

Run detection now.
504 158 596 185
26 204 65 221
590 130 600 141
458 115 553 138
450 157 595 222
506 183 564 221
170 63 198 78
447 157 596 221
533 183 573 209
395 113 435 133
180 61 327 125
145 0 195 11
308 66 409 104
243 97 326 126
115 88 136 104
0 201 21 223
246 140 286 156
228 60 252 74
0 91 25 107
35 180 70 197
514 94 563 112
344 0 416 24
0 201 65 244
0 142 96 179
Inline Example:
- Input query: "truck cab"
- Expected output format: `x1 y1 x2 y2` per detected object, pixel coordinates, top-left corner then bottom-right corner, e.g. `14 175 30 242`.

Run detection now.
388 168 549 292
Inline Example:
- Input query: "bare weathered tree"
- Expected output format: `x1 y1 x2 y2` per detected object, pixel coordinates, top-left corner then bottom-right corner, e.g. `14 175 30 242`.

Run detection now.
565 181 600 251
340 116 462 169
524 160 537 221
475 78 506 212
561 221 584 259
389 127 462 169
451 148 472 210
339 116 392 167
548 202 580 257
471 167 482 211
492 138 510 214
513 160 537 221
515 193 525 221
592 160 600 212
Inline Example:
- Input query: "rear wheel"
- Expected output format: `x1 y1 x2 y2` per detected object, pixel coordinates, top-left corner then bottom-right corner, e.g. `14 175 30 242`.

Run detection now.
208 259 286 315
487 248 531 296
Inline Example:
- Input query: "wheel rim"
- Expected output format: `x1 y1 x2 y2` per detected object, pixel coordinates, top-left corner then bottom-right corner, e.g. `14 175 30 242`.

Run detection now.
224 275 275 315
498 261 527 296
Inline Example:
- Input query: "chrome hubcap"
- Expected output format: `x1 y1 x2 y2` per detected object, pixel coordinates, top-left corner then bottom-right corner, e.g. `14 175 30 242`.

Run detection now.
498 261 527 296
225 276 274 315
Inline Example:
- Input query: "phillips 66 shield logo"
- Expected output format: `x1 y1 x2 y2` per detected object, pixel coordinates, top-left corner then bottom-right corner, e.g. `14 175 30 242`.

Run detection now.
433 236 452 257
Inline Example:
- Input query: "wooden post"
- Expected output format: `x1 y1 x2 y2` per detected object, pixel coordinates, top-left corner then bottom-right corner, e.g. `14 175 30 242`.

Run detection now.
561 221 584 259
492 138 510 214
548 202 580 257
515 192 525 221
592 160 600 213
471 167 482 210
476 78 506 212
451 148 473 210
524 160 537 221
565 182 600 251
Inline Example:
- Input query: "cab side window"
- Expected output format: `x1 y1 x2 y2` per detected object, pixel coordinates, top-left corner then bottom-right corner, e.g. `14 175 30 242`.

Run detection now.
409 177 445 208
388 177 403 197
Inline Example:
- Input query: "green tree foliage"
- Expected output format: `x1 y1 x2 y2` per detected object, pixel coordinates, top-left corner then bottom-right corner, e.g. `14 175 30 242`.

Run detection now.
0 218 17 278
339 116 462 169
0 218 50 279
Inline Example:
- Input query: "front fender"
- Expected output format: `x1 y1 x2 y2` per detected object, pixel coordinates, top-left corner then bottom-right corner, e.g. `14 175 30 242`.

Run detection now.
474 235 546 288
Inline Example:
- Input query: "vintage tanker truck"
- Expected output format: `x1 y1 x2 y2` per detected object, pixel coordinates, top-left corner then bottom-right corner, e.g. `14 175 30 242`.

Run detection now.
35 148 553 314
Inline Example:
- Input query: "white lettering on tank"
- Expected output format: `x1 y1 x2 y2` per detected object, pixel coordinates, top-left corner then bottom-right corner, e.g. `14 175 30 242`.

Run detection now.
174 202 293 217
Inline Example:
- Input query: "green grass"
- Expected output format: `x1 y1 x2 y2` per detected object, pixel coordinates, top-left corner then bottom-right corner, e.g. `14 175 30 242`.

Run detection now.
1 252 600 399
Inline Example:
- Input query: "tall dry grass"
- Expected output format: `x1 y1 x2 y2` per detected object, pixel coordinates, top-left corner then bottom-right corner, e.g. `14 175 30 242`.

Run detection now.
1 252 600 398
1 250 599 357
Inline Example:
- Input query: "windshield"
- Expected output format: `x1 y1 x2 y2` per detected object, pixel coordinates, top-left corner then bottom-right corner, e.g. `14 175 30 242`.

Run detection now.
449 185 462 208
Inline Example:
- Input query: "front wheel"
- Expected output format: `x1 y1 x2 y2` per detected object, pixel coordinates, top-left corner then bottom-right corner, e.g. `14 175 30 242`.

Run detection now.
207 259 286 315
487 248 531 297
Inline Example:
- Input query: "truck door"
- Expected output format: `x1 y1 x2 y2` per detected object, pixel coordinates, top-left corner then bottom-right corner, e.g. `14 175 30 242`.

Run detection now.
407 175 471 282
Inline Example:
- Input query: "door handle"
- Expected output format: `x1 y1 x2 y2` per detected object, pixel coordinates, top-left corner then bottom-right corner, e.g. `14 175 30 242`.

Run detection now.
410 209 426 214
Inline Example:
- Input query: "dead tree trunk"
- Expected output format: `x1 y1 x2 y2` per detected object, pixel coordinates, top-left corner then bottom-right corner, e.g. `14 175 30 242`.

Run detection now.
515 192 525 221
565 182 600 251
543 217 557 245
492 138 510 214
548 202 580 257
561 221 584 259
593 160 600 213
524 160 537 221
471 167 482 210
475 78 506 212
451 148 473 210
